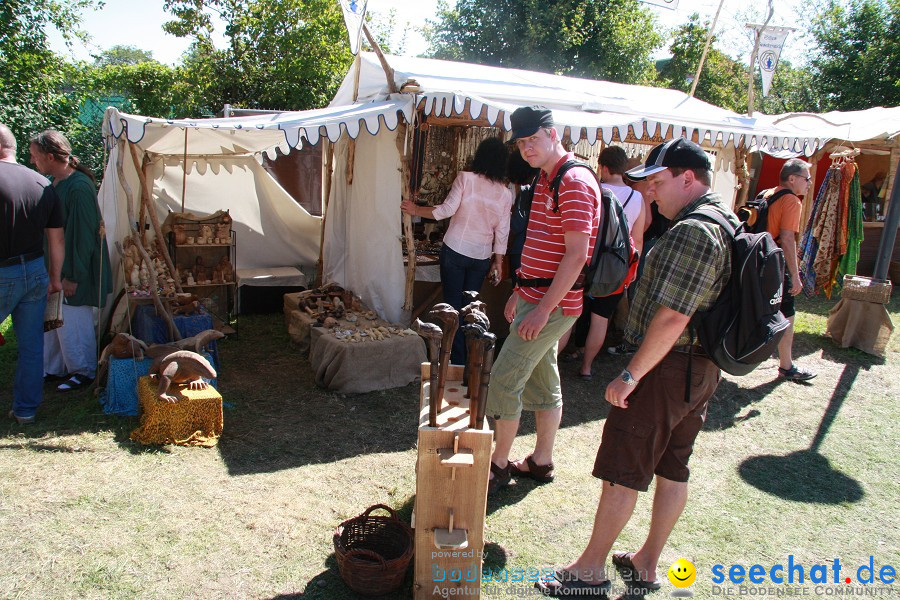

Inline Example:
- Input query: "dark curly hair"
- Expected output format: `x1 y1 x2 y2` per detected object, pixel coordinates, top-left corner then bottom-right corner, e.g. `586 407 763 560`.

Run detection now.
506 149 539 185
470 137 509 183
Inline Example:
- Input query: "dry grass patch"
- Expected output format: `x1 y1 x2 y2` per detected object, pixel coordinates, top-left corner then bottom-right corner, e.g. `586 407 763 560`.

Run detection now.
1 294 898 599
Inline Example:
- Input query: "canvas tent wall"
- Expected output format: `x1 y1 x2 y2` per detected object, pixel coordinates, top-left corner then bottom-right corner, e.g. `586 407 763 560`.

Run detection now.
323 53 836 320
99 101 413 325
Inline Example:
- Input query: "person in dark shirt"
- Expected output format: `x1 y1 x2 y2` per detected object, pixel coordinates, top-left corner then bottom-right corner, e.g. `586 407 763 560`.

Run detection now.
29 129 113 391
0 123 65 424
506 151 540 285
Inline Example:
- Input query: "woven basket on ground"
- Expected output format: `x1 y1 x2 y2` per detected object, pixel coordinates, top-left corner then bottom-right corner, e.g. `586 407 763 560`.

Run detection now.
333 504 414 596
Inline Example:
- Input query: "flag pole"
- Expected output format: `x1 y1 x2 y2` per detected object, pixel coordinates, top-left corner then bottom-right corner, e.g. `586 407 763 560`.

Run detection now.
689 0 726 98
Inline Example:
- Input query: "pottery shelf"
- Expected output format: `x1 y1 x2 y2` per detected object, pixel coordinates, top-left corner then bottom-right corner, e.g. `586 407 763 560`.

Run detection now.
168 222 237 337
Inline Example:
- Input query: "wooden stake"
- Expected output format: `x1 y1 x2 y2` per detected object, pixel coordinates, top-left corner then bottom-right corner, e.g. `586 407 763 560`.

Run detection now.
317 142 335 287
115 139 181 341
127 142 183 294
396 122 416 312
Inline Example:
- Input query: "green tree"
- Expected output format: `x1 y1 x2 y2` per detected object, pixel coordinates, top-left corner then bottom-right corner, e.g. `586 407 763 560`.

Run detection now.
0 0 97 163
163 0 354 112
808 0 900 110
658 14 748 112
425 0 663 84
93 45 157 67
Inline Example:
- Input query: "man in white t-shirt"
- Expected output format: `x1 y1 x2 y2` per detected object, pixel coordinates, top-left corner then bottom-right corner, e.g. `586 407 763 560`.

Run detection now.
558 145 644 379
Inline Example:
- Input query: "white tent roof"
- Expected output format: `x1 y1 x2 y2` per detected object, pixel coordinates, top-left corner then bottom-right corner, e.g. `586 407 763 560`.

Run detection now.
102 100 413 158
330 53 830 154
754 106 900 145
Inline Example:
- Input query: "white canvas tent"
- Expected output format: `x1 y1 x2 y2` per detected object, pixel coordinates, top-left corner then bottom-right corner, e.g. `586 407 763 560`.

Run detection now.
100 53 884 326
99 100 413 322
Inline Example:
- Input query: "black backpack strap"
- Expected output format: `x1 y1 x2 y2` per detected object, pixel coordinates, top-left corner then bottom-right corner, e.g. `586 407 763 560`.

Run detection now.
765 188 793 208
549 160 600 213
686 207 736 238
622 188 635 210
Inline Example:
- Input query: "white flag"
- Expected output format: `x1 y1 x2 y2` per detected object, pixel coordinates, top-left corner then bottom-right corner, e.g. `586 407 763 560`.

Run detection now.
639 0 679 9
339 0 368 55
757 26 791 97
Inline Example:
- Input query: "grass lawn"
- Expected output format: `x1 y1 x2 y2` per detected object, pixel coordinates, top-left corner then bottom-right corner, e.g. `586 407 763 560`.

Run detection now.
1 293 898 599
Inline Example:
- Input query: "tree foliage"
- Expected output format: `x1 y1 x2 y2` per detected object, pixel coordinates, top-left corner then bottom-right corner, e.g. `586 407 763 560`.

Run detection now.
0 0 97 163
93 45 157 67
425 0 663 84
163 0 354 112
658 14 748 112
808 0 900 110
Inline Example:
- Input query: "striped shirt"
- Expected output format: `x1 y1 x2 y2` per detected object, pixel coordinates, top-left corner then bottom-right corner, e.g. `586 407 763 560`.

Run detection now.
516 153 600 316
625 193 736 347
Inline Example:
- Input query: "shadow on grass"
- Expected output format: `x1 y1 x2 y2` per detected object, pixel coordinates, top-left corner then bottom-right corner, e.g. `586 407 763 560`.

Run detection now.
739 363 865 504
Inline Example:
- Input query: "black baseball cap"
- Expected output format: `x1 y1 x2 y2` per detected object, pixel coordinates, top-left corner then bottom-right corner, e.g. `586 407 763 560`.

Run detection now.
508 106 554 142
625 138 711 180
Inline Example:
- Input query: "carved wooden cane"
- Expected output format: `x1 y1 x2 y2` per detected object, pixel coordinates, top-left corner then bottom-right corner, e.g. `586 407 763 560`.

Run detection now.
475 332 497 430
413 319 443 427
463 323 489 429
427 303 459 412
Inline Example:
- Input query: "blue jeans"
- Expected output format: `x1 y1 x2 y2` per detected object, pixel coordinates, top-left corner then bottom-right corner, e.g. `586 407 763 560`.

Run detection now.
439 244 491 365
0 257 49 418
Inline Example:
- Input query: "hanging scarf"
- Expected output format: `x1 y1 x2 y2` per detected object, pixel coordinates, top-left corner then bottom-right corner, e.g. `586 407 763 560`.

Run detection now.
812 168 843 296
835 168 864 292
799 168 832 295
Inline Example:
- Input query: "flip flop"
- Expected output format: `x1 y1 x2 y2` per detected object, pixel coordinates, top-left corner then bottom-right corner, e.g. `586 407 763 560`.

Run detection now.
535 570 610 597
508 455 555 483
611 551 662 590
57 373 93 392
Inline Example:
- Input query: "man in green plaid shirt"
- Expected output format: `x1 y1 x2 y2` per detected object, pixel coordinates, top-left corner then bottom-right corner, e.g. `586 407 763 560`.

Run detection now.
538 138 739 597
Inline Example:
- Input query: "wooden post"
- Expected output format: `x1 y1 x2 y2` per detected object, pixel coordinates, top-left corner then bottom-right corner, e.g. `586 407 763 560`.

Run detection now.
397 122 416 312
362 24 398 94
316 142 335 287
115 139 182 341
127 142 183 294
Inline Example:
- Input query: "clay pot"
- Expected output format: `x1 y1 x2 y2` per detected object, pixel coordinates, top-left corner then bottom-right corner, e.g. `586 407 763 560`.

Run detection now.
173 224 187 245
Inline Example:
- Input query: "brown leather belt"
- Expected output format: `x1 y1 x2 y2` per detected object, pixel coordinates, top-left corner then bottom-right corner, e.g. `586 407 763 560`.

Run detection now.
0 251 43 268
672 344 707 357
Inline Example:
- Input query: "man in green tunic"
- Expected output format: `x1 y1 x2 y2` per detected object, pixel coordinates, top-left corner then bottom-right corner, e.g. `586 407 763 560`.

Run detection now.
30 130 112 391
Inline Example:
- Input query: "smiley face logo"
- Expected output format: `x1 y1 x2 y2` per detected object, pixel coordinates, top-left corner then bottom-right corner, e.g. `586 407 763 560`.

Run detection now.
668 558 696 588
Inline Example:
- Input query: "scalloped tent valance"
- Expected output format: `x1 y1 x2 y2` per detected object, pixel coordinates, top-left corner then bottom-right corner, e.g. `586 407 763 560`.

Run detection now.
101 99 414 159
328 53 900 156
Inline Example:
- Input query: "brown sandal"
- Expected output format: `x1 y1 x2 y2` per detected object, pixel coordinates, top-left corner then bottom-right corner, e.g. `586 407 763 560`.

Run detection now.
509 455 555 483
488 461 511 494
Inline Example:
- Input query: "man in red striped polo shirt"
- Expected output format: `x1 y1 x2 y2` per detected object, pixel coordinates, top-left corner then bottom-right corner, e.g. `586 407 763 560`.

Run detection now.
485 106 600 494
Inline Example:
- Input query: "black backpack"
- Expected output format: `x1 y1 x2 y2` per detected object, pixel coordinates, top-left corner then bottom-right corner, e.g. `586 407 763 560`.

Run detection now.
687 207 790 376
549 161 638 298
737 188 793 234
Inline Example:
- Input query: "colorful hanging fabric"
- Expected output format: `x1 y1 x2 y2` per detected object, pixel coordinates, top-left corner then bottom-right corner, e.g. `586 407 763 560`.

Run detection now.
835 168 864 292
811 168 843 297
799 168 833 295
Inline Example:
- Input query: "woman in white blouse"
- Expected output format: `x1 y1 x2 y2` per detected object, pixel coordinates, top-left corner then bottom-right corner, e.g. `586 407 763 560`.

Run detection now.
401 137 513 364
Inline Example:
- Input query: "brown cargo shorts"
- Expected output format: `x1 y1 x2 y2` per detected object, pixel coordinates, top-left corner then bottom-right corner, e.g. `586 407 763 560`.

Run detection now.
592 350 721 491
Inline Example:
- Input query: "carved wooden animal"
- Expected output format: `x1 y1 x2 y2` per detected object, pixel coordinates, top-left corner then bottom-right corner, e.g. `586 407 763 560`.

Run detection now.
96 333 149 389
149 350 217 402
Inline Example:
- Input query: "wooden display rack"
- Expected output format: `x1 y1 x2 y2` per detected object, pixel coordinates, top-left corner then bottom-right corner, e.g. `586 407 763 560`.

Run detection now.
414 363 491 599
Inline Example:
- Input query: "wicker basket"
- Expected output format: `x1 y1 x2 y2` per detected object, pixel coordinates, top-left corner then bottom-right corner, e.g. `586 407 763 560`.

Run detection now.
841 275 893 305
333 504 414 596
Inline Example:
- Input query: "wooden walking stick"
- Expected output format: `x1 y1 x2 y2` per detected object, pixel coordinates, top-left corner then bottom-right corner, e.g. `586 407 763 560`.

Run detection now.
412 318 443 427
463 323 487 429
475 332 497 430
427 303 459 410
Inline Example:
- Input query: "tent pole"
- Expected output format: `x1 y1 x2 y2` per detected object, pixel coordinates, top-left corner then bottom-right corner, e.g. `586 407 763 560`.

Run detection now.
397 121 416 312
117 138 182 341
317 142 335 287
362 23 398 94
181 128 188 213
127 142 184 295
874 156 900 280
689 0 726 98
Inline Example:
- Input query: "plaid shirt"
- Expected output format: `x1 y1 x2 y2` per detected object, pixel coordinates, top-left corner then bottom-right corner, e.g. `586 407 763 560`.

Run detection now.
625 192 737 348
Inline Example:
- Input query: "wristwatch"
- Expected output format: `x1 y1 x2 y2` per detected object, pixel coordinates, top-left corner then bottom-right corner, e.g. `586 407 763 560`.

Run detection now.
620 369 639 387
